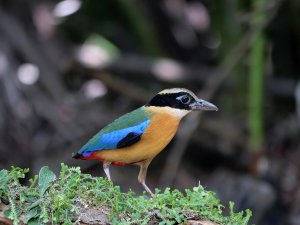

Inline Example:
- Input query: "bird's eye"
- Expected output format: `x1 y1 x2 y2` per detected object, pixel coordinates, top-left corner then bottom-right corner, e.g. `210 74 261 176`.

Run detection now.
178 95 191 104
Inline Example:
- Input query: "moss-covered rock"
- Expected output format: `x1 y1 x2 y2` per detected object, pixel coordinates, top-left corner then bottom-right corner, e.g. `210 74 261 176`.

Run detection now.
0 164 252 225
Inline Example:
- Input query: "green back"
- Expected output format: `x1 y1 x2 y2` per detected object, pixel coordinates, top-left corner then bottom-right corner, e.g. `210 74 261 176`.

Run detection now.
100 106 151 134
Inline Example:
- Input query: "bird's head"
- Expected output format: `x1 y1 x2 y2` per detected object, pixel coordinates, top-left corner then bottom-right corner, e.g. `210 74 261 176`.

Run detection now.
145 88 218 118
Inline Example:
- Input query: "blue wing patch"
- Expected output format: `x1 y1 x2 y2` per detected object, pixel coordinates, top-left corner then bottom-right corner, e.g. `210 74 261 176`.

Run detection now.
79 119 150 156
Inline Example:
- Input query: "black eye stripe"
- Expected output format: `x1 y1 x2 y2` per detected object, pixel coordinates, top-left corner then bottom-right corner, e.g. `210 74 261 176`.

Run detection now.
163 92 193 99
146 92 195 110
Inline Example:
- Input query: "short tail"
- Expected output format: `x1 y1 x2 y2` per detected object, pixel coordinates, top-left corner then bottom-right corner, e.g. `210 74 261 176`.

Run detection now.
72 152 83 159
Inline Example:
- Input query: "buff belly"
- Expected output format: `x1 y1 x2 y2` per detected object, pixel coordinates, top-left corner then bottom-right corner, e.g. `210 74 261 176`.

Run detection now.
92 111 180 165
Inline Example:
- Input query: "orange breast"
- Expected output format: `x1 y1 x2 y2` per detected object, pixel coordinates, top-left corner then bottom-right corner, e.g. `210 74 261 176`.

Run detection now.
93 108 181 164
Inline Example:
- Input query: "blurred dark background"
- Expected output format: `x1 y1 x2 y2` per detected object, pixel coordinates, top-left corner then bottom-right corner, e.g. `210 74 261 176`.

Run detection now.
0 0 299 224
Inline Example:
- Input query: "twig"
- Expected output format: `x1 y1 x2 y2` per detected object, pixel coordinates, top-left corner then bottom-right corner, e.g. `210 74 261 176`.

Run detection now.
74 54 223 84
95 73 151 103
0 6 65 101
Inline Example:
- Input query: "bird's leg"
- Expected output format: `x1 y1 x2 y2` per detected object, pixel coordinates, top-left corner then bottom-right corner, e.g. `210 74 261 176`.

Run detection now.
103 162 111 180
138 160 153 195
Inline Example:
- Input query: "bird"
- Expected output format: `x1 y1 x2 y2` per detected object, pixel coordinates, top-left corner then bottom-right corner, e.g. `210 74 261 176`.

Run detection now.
73 88 218 195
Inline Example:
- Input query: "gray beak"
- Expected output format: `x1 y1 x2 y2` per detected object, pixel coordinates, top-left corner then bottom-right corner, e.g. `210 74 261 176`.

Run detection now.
190 99 218 111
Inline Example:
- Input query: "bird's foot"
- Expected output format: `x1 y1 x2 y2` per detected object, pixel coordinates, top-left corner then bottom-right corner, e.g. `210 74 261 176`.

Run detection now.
142 182 154 196
103 162 111 180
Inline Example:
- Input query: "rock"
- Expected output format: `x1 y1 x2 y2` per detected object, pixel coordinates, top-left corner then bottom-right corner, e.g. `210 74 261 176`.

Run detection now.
79 207 110 225
186 220 218 225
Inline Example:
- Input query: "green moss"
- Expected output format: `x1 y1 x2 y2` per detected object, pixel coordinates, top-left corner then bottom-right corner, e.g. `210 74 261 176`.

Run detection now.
0 164 252 225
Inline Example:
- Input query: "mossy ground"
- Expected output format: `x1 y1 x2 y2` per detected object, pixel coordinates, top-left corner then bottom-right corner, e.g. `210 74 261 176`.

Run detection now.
0 164 252 225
